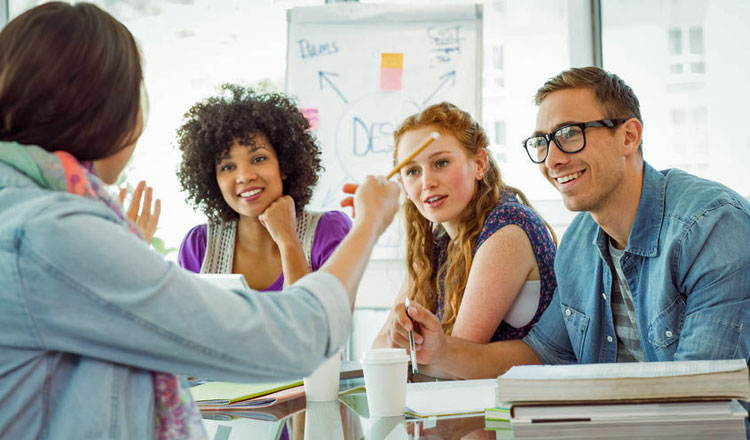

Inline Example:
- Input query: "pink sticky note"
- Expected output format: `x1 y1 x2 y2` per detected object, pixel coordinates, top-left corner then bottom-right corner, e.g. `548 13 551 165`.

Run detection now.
380 67 403 91
301 108 319 130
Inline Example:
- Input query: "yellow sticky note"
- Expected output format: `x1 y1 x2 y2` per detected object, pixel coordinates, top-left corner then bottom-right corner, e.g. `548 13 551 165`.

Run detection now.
381 53 403 69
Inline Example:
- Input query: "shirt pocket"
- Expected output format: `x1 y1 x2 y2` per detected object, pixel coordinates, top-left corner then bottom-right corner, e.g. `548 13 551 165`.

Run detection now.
676 313 743 359
560 302 590 360
647 295 685 349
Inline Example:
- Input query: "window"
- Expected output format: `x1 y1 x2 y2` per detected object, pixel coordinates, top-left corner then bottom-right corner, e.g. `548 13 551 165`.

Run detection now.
689 27 704 54
494 120 507 146
667 25 706 81
490 120 508 163
483 44 506 91
669 28 682 55
492 45 505 70
602 0 750 199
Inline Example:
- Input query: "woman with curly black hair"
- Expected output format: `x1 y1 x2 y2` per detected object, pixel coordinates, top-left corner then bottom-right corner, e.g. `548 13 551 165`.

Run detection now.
177 84 352 290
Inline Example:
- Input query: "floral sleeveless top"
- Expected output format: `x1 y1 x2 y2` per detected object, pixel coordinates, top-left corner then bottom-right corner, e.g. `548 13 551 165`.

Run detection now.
433 191 557 341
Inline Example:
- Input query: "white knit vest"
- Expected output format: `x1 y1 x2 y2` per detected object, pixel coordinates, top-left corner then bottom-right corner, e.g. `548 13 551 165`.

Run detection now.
199 210 323 275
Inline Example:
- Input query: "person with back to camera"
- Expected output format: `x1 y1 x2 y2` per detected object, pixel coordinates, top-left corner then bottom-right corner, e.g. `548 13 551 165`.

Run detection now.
0 3 400 439
176 85 352 290
372 102 557 378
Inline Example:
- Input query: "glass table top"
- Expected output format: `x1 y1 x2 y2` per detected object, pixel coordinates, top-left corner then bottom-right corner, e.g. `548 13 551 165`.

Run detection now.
200 377 503 440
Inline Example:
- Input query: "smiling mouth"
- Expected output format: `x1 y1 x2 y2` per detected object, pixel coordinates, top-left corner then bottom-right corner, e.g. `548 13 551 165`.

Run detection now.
424 195 446 204
239 189 262 197
555 170 584 184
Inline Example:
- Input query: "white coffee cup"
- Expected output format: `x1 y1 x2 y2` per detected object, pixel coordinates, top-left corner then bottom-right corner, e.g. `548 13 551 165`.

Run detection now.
303 352 342 402
304 401 345 440
361 348 409 417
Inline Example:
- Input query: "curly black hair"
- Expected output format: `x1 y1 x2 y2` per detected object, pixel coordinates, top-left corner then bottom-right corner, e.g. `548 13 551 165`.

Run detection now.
176 84 322 223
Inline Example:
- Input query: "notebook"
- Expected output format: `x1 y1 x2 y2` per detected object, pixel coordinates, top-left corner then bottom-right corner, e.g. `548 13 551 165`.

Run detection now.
404 379 496 418
200 393 307 421
190 380 303 406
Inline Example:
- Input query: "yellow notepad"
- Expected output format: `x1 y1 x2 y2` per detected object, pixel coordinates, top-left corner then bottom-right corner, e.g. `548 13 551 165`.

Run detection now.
190 380 303 406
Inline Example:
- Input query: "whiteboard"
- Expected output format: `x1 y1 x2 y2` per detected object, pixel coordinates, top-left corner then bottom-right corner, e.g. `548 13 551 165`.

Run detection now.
286 3 482 258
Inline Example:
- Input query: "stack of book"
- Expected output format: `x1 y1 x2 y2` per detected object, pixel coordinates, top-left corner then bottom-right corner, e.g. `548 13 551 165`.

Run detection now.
484 406 510 431
484 405 512 440
496 359 750 439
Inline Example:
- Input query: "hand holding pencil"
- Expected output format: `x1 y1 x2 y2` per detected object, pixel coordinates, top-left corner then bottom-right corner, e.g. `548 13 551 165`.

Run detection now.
340 131 440 216
346 175 401 236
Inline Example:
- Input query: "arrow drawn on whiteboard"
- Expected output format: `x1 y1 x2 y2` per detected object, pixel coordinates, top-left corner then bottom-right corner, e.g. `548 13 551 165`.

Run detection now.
422 70 456 106
318 71 348 104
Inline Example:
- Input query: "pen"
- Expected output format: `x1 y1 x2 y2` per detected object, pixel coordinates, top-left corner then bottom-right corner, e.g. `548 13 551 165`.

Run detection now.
405 297 418 375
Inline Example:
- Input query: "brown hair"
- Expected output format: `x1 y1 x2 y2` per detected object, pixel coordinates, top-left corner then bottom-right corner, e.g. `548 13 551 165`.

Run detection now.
0 2 143 160
535 66 642 150
394 102 557 334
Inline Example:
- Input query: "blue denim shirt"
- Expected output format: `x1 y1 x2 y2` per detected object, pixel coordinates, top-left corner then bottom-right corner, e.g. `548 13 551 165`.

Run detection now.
0 162 352 439
524 162 750 365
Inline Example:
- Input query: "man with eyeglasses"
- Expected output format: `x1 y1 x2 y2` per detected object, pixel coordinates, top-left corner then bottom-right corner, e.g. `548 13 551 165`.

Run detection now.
400 66 750 381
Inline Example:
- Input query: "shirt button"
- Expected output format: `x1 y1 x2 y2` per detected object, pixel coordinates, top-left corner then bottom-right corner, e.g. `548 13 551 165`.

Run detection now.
665 330 673 338
607 336 613 343
565 308 572 316
602 293 607 300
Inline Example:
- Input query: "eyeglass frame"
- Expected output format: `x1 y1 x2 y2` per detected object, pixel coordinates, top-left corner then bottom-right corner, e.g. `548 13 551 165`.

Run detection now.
522 118 629 164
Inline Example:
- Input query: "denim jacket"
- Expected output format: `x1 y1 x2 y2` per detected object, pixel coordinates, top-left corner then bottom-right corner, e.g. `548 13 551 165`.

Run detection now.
0 162 352 439
524 162 750 365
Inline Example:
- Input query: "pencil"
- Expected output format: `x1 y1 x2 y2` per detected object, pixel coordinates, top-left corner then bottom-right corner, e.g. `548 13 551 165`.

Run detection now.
386 131 440 179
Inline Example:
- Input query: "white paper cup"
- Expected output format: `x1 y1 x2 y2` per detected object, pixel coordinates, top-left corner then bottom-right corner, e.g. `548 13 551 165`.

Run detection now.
304 352 342 402
361 348 409 417
304 401 345 440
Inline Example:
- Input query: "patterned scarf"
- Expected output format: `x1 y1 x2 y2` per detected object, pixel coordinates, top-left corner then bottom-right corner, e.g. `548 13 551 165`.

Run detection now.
0 142 206 440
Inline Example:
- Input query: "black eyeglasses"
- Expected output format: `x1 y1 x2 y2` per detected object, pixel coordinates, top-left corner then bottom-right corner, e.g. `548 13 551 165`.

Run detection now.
522 119 628 164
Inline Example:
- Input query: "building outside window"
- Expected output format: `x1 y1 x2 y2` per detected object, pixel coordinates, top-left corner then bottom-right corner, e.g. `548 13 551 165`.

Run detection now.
668 26 706 80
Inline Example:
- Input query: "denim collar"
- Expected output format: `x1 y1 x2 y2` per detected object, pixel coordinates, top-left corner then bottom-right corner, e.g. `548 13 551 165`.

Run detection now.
594 162 665 258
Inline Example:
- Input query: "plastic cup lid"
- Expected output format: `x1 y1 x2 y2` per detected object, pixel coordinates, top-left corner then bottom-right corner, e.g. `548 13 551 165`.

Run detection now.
361 348 409 364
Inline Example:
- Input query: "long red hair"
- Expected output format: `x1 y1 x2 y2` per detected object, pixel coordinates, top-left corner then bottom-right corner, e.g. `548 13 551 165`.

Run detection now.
394 102 556 334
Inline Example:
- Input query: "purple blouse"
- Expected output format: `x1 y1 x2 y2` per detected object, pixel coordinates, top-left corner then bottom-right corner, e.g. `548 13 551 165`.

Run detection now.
177 211 352 291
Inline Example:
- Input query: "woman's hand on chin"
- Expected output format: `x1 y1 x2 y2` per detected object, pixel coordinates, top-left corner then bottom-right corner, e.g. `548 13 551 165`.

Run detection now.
258 195 299 246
